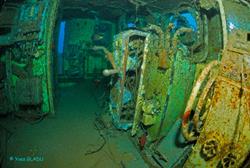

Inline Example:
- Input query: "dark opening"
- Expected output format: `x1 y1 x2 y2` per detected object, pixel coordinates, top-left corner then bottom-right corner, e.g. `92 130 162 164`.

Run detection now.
0 27 11 35
247 33 250 41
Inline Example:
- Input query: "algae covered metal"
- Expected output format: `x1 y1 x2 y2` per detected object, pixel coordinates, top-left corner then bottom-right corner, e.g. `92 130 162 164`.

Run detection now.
0 0 59 115
105 0 250 167
183 30 250 168
0 0 249 167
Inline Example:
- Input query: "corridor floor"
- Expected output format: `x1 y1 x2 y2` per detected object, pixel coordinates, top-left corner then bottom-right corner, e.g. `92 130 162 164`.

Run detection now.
1 80 147 168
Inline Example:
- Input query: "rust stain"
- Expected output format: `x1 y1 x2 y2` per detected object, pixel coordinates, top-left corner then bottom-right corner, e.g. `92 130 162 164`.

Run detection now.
211 84 221 107
229 87 240 109
182 110 191 126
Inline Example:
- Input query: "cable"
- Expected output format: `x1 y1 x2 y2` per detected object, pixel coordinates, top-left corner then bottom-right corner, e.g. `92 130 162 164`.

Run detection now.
84 118 107 155
85 78 110 155
14 111 47 125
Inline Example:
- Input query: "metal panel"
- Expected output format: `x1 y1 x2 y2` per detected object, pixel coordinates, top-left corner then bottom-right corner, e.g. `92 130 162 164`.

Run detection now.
16 77 42 105
184 43 250 168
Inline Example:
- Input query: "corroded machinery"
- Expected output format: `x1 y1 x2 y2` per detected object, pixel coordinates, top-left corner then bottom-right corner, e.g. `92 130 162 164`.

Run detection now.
0 1 60 167
0 0 59 116
103 0 250 167
183 30 250 167
0 0 249 167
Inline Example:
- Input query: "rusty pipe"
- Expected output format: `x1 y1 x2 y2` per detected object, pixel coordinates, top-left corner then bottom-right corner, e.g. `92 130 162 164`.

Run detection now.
92 46 117 70
182 60 219 141
193 75 217 132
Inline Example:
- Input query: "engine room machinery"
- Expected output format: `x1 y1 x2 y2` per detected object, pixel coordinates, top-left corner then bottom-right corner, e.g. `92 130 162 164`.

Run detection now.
0 0 249 167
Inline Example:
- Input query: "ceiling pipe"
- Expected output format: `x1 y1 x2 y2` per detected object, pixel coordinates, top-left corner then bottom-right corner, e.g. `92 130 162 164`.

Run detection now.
216 0 228 49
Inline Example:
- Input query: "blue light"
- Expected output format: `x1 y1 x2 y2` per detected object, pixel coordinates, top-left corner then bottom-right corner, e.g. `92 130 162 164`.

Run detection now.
229 22 236 31
58 21 66 54
169 12 197 32
169 15 178 28
227 18 239 32
127 22 136 28
181 12 197 31
58 21 66 75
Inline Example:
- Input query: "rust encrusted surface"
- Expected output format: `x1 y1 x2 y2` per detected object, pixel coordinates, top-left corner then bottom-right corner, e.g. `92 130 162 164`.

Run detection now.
185 44 250 167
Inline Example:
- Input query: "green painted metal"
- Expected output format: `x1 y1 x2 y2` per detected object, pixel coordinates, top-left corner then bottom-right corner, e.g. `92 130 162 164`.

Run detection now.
1 0 60 114
223 1 250 32
159 48 196 138
32 0 59 113
143 46 196 141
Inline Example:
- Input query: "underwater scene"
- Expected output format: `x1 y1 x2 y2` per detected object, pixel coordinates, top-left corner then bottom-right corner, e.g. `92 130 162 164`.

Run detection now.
0 0 250 167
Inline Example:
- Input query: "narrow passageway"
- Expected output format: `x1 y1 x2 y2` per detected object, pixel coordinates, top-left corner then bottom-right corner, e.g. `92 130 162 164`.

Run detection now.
2 80 146 168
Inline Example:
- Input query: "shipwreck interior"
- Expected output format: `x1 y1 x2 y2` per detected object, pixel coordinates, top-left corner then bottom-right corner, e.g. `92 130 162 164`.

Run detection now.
0 0 250 168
